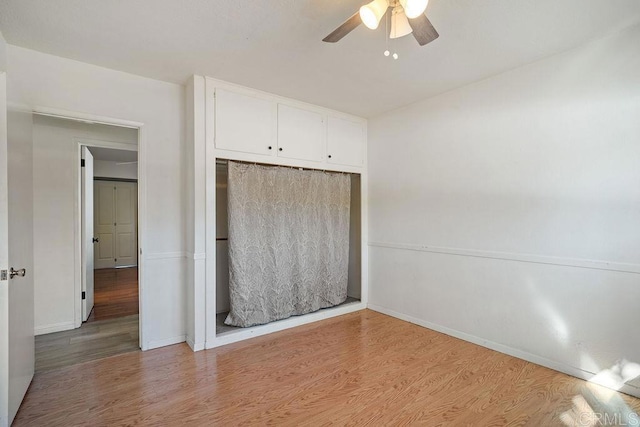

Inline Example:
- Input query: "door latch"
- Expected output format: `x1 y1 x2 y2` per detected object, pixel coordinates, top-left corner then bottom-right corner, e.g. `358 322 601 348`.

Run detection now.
1 270 6 281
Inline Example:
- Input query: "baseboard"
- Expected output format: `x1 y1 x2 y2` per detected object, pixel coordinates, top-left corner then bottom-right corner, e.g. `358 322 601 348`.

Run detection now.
367 304 640 399
207 301 366 349
145 334 186 351
35 321 76 336
186 336 205 352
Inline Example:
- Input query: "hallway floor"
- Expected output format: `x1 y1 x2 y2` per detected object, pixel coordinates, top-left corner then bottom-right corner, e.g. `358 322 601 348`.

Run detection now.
35 267 140 373
88 266 139 322
35 314 139 373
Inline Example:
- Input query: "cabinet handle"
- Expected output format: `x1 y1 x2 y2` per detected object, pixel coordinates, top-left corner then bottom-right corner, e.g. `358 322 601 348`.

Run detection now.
328 155 332 159
268 146 272 150
279 147 283 152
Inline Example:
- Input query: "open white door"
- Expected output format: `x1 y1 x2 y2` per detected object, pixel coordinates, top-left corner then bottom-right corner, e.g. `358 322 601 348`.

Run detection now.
0 73 35 427
81 146 94 321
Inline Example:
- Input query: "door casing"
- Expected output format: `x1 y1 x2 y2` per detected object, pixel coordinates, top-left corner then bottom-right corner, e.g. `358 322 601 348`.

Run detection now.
73 138 139 329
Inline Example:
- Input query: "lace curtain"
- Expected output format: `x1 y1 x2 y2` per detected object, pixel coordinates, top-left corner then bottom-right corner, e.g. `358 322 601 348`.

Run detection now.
224 161 351 328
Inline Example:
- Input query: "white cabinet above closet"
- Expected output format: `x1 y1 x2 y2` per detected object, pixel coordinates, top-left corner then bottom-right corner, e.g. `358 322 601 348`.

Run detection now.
211 82 366 171
214 88 276 155
277 104 324 162
327 116 365 167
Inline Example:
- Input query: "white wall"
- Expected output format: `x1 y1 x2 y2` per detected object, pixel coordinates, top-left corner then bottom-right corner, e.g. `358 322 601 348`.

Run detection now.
0 31 6 73
32 115 137 334
8 46 186 349
368 23 640 396
93 160 137 180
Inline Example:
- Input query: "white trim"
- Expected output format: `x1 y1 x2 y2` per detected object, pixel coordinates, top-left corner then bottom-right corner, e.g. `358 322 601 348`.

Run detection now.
136 126 148 350
208 301 366 349
75 137 137 152
33 106 143 129
184 252 206 260
369 241 640 274
146 335 186 351
212 149 365 175
204 79 217 346
368 304 640 399
145 252 185 260
45 107 148 351
186 336 205 352
34 321 75 336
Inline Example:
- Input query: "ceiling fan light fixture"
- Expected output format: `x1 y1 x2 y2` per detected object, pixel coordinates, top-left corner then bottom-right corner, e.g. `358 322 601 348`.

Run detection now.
359 0 388 30
390 8 412 39
399 0 429 19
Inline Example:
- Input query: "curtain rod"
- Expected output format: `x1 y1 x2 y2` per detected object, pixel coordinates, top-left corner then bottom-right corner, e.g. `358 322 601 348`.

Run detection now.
215 158 355 175
94 177 138 183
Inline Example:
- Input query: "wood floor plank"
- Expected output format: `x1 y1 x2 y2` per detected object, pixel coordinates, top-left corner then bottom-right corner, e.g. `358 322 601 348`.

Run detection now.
35 267 140 373
15 310 640 426
88 267 139 322
35 315 139 373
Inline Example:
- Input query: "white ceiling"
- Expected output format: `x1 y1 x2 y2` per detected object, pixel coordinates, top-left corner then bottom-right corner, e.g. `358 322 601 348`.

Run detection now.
1 0 639 117
89 146 138 163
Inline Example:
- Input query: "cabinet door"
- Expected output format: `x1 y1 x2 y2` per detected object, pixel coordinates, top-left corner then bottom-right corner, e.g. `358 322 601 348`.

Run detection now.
215 88 276 155
327 117 365 167
277 104 324 162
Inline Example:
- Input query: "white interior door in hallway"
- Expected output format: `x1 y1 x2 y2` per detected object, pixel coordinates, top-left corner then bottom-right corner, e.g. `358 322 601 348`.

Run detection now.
94 180 138 269
81 147 94 322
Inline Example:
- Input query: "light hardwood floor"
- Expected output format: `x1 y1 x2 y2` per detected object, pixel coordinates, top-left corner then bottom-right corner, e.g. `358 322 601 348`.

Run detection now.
88 266 139 322
16 310 640 426
35 267 140 373
35 314 139 373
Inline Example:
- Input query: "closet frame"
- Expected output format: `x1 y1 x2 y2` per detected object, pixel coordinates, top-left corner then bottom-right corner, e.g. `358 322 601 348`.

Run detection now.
187 76 369 351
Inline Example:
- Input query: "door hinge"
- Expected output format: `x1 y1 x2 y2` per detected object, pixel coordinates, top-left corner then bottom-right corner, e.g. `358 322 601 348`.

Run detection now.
81 291 86 300
81 159 85 167
1 270 7 281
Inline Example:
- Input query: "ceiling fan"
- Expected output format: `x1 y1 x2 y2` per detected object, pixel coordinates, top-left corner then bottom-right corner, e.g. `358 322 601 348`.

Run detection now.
322 0 438 46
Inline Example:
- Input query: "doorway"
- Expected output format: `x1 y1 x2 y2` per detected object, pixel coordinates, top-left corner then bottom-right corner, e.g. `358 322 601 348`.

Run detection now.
87 149 139 323
31 115 143 373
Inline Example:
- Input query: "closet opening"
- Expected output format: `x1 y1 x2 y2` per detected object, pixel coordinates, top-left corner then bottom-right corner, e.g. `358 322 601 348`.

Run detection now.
215 159 362 336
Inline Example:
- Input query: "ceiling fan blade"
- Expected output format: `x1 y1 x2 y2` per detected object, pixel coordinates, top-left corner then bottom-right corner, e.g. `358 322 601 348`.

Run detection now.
408 13 439 46
322 12 362 43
